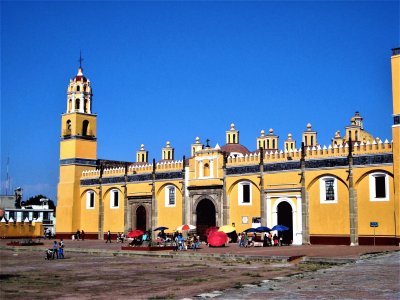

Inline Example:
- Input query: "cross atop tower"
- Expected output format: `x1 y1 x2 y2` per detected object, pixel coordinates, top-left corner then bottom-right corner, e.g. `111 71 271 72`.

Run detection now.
78 51 84 69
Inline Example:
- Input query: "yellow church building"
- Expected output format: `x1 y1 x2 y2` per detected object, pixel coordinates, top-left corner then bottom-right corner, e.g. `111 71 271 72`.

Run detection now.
56 49 400 245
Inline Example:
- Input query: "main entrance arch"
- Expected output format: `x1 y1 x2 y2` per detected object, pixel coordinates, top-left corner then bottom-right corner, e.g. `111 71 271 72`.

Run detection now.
196 198 216 241
277 201 293 245
136 205 147 231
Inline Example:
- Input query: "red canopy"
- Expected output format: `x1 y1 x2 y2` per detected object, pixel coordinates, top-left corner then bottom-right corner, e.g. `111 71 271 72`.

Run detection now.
127 230 144 238
205 226 219 236
207 231 228 247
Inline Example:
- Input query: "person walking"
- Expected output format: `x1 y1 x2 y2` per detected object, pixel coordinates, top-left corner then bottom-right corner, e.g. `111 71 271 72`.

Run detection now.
58 239 64 259
106 230 112 243
243 232 249 247
52 240 59 259
237 233 242 247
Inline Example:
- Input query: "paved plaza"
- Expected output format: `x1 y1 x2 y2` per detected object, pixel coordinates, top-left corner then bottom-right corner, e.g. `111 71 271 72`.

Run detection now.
0 239 398 299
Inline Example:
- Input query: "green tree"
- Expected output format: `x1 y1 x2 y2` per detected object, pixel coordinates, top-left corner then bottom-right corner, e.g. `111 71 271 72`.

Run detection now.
23 195 56 211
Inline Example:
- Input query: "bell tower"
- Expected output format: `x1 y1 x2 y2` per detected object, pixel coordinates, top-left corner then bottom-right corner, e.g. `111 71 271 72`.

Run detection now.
391 48 400 245
57 61 97 238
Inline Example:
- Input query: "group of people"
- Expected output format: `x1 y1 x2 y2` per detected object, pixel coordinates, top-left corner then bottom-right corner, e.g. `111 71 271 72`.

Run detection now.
128 230 152 246
116 232 125 243
237 232 282 247
43 229 54 240
173 232 200 251
73 229 85 241
46 239 65 259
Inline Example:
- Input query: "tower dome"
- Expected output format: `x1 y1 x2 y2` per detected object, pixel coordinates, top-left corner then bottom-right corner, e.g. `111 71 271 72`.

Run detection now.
66 66 92 114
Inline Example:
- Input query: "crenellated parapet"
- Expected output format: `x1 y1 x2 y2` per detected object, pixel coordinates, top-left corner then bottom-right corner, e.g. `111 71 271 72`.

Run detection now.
81 169 101 178
227 139 393 167
227 152 261 165
128 163 153 174
156 160 184 171
81 159 185 181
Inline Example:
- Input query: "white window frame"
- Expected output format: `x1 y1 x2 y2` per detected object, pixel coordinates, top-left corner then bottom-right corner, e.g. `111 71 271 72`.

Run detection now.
238 181 252 206
86 191 95 209
320 177 338 204
164 185 176 207
369 173 389 202
110 189 120 209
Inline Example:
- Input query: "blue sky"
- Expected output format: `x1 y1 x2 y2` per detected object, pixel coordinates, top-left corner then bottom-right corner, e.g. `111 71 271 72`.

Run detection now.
1 1 399 203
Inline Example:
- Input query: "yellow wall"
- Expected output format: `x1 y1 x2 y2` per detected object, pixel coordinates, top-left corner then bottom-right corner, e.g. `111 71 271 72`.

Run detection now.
103 186 125 232
227 175 261 233
60 139 97 160
79 188 99 233
356 168 395 236
0 222 43 238
156 182 183 232
307 170 350 235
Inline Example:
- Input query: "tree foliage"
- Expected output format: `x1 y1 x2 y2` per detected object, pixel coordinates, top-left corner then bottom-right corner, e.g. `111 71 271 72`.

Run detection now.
22 194 56 210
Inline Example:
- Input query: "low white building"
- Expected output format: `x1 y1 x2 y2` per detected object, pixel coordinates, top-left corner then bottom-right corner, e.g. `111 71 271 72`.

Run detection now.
2 201 56 235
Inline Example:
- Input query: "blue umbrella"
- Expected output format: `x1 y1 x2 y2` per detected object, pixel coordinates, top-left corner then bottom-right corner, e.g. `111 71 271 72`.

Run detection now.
256 226 272 232
272 225 289 231
244 228 257 233
154 226 169 231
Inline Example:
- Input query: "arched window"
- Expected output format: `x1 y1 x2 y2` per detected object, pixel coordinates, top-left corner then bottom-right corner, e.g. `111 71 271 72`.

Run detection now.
82 120 89 136
355 131 358 141
267 140 270 149
84 99 88 113
68 99 72 112
238 181 252 205
110 189 119 208
77 85 80 92
75 99 80 110
320 177 338 203
233 135 236 143
86 191 95 209
369 173 389 201
165 185 176 207
83 85 87 92
311 136 314 145
203 163 210 177
273 140 276 149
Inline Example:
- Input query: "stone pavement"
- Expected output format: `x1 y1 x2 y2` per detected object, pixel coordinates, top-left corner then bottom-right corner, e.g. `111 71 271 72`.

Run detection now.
199 251 400 299
0 239 399 299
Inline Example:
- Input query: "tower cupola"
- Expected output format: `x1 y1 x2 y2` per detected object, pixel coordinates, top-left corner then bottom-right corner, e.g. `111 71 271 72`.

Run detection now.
226 123 239 144
265 128 279 151
136 144 148 163
162 141 174 160
302 123 317 147
191 137 204 156
66 67 93 114
284 133 296 152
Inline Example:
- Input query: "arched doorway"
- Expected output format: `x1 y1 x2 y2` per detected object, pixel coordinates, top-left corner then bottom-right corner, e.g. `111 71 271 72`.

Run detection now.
277 201 293 245
136 205 146 231
196 198 216 241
